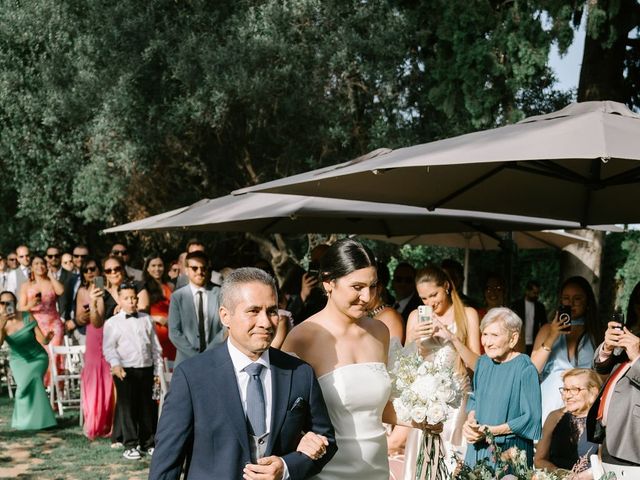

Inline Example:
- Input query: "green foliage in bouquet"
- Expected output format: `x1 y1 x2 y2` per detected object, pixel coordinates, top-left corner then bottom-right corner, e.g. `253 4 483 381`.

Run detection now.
455 430 616 480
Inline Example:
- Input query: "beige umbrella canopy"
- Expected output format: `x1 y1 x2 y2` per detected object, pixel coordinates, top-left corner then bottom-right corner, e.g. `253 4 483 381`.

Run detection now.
365 230 591 250
103 193 585 235
235 101 640 226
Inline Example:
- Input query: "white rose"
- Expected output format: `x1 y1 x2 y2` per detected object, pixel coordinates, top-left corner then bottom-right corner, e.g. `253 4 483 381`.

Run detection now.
411 406 427 423
426 402 446 424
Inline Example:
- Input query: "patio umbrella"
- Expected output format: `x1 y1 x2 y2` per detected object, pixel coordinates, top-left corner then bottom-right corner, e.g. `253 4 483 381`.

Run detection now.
365 230 591 293
103 193 584 235
234 101 640 225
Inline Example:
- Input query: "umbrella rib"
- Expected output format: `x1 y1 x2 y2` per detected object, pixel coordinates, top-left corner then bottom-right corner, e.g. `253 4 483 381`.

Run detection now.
429 164 507 210
506 162 589 184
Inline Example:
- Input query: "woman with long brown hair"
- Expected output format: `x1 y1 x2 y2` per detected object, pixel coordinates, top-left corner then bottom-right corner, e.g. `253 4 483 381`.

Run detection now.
17 254 65 387
402 264 481 477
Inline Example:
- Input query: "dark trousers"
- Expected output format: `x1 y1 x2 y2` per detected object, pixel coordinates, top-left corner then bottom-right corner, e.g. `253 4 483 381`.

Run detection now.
113 366 157 450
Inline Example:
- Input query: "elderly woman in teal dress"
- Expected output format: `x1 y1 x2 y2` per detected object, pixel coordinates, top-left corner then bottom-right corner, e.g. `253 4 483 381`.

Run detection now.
0 290 56 430
463 307 542 467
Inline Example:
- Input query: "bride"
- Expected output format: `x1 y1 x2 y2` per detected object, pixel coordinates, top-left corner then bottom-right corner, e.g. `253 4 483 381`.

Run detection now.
282 239 439 479
403 265 480 477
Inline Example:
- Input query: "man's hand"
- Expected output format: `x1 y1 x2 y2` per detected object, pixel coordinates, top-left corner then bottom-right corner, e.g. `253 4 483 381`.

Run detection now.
618 328 640 362
603 321 625 353
111 366 126 380
300 273 318 302
243 456 285 480
65 320 76 332
296 431 329 460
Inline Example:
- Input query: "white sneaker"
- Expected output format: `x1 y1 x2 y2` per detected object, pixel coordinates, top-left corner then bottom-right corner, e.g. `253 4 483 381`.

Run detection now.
123 448 142 460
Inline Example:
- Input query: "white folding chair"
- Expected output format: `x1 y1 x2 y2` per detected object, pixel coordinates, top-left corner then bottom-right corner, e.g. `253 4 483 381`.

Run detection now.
48 343 85 424
0 344 15 398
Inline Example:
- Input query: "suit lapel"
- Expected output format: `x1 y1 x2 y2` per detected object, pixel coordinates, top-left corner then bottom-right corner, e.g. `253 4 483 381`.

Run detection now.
266 351 292 455
215 345 252 459
205 286 219 341
182 289 198 336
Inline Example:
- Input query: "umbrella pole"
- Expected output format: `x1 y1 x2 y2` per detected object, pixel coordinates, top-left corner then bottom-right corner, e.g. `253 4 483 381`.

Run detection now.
463 241 470 295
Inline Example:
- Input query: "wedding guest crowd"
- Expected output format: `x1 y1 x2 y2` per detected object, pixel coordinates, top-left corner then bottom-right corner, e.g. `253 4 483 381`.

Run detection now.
0 237 638 478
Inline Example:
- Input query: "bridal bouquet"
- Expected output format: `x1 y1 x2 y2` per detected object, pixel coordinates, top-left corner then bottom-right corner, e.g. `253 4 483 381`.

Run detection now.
388 341 465 480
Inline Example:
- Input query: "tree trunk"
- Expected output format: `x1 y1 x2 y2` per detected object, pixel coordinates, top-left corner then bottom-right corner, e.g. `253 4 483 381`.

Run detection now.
563 0 636 305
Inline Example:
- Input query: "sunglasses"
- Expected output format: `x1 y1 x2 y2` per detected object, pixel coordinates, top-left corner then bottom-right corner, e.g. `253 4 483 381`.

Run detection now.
73 254 87 258
82 266 98 273
104 266 123 274
46 253 61 259
188 265 207 272
0 301 13 306
111 249 128 255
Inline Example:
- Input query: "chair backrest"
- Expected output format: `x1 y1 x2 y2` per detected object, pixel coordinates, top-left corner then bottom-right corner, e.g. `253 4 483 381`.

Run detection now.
49 344 86 373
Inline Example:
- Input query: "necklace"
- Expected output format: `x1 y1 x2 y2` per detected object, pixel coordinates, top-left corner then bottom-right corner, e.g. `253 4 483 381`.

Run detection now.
369 304 387 317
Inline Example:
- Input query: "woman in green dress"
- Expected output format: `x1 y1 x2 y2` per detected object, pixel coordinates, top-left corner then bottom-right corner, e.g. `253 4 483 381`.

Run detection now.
0 290 57 430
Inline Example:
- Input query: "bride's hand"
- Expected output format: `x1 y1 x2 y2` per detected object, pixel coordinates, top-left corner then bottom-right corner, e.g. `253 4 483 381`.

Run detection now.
296 431 329 460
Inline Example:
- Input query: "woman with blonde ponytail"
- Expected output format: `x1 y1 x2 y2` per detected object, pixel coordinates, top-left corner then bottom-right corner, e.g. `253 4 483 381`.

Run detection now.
402 264 481 477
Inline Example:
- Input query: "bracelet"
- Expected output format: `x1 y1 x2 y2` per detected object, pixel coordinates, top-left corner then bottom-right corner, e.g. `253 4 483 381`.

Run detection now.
541 342 551 352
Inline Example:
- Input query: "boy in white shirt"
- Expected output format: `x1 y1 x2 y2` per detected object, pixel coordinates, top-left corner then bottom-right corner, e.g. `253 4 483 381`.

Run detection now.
103 282 163 460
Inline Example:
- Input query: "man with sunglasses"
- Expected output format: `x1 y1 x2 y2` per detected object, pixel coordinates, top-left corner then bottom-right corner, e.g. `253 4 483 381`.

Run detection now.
110 243 143 282
169 251 224 366
6 245 31 296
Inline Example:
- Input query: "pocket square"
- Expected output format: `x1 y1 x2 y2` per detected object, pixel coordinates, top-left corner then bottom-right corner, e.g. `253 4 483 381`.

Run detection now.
290 397 306 411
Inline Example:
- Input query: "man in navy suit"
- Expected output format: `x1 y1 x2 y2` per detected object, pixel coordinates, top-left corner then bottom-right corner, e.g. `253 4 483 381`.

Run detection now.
150 267 337 480
168 251 224 366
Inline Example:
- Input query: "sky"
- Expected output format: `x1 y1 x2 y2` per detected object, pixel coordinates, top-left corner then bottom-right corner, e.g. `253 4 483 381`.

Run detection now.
547 16 586 92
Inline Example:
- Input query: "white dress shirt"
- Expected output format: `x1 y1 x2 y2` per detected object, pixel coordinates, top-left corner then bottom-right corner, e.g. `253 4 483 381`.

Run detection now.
103 311 163 376
189 283 209 336
227 340 290 478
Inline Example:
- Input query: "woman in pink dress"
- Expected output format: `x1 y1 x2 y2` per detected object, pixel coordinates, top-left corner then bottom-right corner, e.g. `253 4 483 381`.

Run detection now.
76 257 113 440
18 254 65 387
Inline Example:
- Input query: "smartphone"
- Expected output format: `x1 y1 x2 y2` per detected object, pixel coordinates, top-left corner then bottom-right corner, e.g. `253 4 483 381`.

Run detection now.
5 301 15 315
307 262 320 279
93 276 105 290
612 310 626 330
417 305 433 324
558 305 572 329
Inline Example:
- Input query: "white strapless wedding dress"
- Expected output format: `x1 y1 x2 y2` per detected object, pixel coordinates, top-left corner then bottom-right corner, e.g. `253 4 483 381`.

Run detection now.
311 362 392 480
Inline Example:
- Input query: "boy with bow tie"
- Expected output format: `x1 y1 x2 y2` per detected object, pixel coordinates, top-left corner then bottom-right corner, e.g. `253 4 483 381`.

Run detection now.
103 282 163 460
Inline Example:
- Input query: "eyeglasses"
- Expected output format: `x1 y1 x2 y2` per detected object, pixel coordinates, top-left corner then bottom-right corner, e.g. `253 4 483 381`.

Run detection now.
0 301 12 306
111 249 128 255
45 253 61 259
559 387 587 396
104 266 123 274
82 266 97 273
188 265 207 273
73 253 87 258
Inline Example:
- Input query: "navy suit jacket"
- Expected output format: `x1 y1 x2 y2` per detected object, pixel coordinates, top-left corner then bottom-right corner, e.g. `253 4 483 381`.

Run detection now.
149 343 337 480
168 283 223 366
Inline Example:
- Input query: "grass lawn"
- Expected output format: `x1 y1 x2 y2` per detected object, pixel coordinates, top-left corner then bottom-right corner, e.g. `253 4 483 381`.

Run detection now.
0 395 151 479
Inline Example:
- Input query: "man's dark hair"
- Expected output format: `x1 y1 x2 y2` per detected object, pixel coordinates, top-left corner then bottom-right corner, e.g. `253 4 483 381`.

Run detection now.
186 250 209 266
525 279 541 290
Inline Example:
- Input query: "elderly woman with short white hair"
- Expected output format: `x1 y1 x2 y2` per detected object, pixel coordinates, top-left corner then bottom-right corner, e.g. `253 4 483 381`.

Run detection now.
463 307 542 467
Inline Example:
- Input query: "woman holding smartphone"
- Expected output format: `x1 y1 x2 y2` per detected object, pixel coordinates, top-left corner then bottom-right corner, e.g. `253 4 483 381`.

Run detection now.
0 290 57 430
17 254 65 387
75 257 114 440
531 276 604 423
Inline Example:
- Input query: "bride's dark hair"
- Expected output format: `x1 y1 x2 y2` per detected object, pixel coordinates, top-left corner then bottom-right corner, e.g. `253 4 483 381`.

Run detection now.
320 239 376 282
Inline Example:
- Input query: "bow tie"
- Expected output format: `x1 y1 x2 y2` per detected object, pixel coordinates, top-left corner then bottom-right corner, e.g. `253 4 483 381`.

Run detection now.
125 313 138 318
